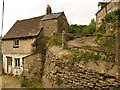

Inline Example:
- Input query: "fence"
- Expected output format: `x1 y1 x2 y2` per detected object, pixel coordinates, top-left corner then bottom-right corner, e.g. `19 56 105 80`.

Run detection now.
54 31 118 62
54 30 120 83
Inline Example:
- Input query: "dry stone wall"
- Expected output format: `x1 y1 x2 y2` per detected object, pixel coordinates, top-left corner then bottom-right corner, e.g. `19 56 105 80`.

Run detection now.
23 52 43 80
43 46 119 89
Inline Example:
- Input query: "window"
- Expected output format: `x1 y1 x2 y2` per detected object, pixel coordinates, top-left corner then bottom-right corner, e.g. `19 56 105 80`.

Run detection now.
14 58 20 67
13 39 19 48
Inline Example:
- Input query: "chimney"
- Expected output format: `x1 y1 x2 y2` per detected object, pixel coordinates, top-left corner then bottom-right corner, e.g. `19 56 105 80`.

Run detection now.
46 5 52 15
98 2 107 10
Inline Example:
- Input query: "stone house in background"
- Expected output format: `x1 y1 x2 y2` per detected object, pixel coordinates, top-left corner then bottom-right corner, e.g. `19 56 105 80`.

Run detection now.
96 0 120 28
2 7 69 75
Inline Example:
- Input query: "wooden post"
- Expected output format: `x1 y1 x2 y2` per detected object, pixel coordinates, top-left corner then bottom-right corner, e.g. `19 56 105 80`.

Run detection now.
62 30 66 49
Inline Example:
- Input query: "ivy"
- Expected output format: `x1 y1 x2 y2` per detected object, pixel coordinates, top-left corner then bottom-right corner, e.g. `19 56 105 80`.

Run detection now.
105 9 120 28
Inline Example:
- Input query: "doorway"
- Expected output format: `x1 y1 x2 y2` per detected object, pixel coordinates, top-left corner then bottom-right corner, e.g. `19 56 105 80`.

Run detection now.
6 57 12 74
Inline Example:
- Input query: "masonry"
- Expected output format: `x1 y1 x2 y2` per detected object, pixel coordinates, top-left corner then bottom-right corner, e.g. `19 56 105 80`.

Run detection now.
24 45 119 89
23 52 44 80
42 46 119 88
116 30 120 84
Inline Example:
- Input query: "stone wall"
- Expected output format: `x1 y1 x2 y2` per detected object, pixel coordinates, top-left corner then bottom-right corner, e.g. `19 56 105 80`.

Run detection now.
42 46 119 89
23 52 43 80
41 19 58 37
116 31 120 84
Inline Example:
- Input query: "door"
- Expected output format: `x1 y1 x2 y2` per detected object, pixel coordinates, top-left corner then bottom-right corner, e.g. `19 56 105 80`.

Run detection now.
7 57 12 74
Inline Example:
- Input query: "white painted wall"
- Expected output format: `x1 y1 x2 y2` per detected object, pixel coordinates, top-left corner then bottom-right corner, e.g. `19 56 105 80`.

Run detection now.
3 54 29 75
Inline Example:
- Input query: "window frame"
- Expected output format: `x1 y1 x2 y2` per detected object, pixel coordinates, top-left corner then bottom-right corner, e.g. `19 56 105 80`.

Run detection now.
13 39 19 48
14 58 20 67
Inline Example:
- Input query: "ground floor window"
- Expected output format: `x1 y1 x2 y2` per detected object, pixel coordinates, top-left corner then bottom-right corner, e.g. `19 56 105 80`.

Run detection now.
14 58 20 67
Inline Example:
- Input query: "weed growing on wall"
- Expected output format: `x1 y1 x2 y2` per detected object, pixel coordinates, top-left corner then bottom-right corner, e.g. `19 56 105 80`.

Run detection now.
94 10 119 62
68 48 101 62
46 35 62 48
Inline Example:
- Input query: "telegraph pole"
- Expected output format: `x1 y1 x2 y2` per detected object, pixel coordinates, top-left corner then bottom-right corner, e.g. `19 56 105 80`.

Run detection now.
0 0 4 75
1 0 4 36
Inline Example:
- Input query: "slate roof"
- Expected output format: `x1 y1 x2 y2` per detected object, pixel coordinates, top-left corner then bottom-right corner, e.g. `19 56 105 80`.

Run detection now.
3 12 64 40
41 12 63 21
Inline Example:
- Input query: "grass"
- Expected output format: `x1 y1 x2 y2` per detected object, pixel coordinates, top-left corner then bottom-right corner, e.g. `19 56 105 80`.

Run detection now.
19 75 44 88
2 75 21 88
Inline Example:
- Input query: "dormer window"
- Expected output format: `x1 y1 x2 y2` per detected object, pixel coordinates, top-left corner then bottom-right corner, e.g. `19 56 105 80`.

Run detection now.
13 39 19 48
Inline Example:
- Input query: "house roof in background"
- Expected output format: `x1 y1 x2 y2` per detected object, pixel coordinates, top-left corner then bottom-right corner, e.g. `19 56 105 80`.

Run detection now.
3 15 44 40
3 12 64 40
41 12 64 21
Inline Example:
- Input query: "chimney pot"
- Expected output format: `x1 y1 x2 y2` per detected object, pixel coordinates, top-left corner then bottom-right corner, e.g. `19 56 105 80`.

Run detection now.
46 5 52 15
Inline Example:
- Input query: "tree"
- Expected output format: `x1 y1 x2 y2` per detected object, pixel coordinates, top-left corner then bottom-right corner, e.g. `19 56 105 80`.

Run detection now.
82 19 96 34
68 24 87 33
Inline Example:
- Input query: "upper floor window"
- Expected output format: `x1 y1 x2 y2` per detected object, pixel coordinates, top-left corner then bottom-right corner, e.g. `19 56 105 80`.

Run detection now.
13 39 19 48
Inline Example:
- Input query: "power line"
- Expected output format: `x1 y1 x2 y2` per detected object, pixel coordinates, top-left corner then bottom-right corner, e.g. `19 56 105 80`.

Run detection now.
27 0 48 17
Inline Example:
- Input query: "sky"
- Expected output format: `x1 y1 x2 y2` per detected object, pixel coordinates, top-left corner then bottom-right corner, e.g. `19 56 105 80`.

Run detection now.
0 0 104 36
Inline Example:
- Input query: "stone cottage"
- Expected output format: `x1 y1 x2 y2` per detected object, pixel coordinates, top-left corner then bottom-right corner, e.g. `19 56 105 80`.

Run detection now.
2 6 69 75
96 0 120 28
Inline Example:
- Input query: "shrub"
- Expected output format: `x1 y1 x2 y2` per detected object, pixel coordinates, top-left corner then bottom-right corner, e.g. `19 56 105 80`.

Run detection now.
19 75 43 88
68 48 101 62
19 75 28 87
46 35 62 48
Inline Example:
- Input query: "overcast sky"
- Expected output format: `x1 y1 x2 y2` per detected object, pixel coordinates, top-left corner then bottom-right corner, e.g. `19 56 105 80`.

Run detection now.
0 0 104 36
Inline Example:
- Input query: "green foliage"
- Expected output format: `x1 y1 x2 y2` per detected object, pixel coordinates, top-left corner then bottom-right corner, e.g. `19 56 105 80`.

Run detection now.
96 24 106 34
95 9 118 55
68 48 101 62
93 10 118 62
105 9 120 22
19 75 43 88
68 24 87 34
46 35 62 47
56 75 62 85
68 19 96 35
105 9 120 29
99 37 115 53
27 80 43 88
19 75 28 87
82 19 96 34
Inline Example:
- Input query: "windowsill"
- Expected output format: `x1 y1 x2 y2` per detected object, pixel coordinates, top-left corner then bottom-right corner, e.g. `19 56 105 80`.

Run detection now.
14 67 20 69
13 46 19 48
